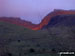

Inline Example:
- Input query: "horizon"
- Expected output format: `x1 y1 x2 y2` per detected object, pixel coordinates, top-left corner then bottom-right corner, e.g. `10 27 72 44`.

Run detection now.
0 0 75 24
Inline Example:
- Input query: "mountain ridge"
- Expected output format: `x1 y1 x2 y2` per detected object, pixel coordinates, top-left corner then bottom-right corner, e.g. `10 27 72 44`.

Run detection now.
0 9 75 30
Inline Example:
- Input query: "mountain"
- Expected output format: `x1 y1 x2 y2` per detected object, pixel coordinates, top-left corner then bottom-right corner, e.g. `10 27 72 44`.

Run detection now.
0 18 75 56
42 15 75 29
0 16 75 56
0 17 38 30
38 9 75 30
0 9 75 30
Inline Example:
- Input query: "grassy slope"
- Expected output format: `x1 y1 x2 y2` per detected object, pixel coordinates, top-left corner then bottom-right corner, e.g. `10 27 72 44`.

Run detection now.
0 21 75 56
0 21 52 56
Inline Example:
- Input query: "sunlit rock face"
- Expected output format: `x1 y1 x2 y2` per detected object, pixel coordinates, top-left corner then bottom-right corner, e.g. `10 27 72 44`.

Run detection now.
0 0 75 24
33 10 75 30
42 15 75 29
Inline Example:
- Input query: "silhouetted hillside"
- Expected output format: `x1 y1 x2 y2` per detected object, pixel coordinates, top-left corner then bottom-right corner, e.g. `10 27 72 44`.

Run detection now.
42 15 75 52
0 21 49 56
0 10 75 56
0 16 75 56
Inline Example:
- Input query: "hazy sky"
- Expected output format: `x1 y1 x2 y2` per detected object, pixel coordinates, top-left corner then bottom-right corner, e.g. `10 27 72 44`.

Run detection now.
0 0 75 24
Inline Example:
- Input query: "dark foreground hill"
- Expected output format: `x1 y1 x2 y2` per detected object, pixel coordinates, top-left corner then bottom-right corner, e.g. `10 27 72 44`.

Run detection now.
0 15 75 56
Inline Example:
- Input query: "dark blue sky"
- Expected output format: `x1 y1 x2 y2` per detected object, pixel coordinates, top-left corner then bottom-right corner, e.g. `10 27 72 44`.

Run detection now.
0 0 75 24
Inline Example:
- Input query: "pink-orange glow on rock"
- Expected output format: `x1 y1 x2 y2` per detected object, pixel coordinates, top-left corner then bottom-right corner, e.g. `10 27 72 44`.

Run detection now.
0 10 75 30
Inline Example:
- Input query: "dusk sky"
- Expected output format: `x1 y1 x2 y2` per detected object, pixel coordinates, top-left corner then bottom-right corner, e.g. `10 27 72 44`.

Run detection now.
0 0 75 24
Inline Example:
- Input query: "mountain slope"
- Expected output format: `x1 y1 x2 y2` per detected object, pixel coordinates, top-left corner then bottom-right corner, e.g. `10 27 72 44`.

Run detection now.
0 9 75 30
42 15 75 29
36 10 75 30
0 17 38 30
0 20 75 56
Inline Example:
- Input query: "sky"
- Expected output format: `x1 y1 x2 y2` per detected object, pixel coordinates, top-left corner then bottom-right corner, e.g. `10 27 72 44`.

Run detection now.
0 0 75 24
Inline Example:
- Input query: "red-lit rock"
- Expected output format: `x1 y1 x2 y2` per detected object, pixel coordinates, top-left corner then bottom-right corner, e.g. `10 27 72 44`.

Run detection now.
0 10 75 30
